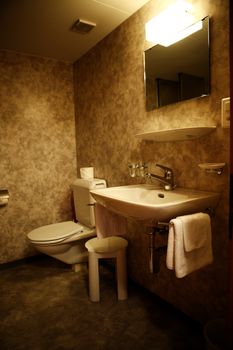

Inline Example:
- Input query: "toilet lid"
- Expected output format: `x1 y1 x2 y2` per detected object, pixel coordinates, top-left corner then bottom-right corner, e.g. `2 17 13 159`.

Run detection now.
27 221 84 242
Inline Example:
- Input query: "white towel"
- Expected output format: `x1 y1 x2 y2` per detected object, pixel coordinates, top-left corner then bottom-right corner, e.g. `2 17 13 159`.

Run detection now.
94 203 127 239
166 213 213 278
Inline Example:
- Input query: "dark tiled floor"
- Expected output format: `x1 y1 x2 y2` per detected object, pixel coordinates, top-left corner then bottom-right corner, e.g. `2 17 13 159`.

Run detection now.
0 256 206 350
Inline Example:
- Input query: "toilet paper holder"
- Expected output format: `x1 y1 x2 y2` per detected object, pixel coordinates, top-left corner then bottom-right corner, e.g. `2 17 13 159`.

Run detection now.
0 189 10 206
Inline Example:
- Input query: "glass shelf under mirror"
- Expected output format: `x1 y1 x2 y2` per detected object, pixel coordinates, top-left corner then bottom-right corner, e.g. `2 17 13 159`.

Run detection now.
136 126 216 142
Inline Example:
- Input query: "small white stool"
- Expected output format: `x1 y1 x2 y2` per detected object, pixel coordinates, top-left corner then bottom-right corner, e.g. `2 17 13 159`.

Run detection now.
85 236 128 302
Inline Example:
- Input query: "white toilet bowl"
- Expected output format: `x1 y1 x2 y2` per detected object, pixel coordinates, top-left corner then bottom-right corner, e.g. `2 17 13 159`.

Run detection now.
27 221 96 264
27 178 107 269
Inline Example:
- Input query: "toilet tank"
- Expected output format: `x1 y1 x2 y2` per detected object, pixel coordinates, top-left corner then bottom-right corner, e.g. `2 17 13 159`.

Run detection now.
71 178 106 228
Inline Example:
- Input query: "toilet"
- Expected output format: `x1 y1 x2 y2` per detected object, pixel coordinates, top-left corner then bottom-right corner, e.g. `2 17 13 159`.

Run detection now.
27 178 106 269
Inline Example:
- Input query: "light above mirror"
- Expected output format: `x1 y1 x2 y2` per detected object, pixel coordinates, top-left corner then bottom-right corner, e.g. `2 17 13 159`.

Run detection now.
144 16 210 110
158 20 203 47
145 0 197 46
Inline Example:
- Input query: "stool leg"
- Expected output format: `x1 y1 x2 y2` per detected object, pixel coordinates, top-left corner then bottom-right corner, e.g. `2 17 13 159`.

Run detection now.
116 249 127 300
88 252 100 302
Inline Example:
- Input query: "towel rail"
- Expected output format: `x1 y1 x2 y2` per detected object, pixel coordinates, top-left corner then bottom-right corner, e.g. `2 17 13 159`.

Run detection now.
145 210 214 274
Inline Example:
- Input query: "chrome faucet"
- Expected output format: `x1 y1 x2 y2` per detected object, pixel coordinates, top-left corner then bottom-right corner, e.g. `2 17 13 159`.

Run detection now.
146 163 175 191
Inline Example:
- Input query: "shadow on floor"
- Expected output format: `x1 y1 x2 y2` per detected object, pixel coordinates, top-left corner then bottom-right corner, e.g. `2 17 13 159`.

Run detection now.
0 256 206 350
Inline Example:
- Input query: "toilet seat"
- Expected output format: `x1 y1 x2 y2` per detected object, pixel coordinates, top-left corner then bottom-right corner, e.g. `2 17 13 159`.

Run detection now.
27 221 87 244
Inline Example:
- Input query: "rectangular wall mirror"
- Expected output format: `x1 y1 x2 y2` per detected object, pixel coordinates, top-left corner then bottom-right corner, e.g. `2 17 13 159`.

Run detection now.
144 16 210 110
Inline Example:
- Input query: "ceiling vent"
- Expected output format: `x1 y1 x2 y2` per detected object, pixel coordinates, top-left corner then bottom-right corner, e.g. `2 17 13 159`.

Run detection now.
70 19 96 34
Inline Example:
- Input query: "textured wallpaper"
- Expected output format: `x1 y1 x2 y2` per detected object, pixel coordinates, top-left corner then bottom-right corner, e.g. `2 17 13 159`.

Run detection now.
73 0 230 322
0 0 230 324
0 50 77 263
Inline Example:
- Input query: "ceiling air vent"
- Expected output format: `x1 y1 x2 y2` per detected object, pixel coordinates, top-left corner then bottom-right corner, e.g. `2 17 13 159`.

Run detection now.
70 19 96 34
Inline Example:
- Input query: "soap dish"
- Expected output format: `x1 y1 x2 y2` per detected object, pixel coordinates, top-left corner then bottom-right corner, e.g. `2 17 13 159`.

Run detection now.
198 163 226 175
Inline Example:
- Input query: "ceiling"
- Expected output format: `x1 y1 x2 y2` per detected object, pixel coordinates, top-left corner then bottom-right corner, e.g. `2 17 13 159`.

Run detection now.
0 0 151 62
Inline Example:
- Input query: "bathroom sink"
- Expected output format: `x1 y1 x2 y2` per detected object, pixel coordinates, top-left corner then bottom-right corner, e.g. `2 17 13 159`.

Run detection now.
90 184 220 221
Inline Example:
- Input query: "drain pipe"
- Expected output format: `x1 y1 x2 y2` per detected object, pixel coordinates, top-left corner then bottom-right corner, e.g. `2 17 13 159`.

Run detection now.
147 227 156 274
146 223 169 274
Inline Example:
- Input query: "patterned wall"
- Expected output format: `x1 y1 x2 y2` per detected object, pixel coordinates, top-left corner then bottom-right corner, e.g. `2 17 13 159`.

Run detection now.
73 0 230 322
0 50 77 263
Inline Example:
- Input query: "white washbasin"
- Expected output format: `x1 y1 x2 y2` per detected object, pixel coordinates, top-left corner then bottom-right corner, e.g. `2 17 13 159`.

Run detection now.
90 184 220 221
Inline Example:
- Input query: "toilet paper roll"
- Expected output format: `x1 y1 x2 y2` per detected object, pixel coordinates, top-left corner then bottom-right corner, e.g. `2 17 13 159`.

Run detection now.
0 189 9 206
80 167 94 179
0 197 9 206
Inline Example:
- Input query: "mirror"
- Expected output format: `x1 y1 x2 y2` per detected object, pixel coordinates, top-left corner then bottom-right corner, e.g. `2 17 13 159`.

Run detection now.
144 17 210 110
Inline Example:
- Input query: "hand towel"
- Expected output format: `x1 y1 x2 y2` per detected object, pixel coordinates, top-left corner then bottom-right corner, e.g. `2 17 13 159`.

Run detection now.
180 212 211 252
94 203 127 239
166 213 213 278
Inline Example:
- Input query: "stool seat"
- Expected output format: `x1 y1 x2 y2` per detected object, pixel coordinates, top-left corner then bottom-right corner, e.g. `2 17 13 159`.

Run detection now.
85 236 128 302
85 236 128 253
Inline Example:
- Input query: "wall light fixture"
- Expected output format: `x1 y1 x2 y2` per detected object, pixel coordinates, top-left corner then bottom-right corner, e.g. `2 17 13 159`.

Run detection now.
145 0 202 46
